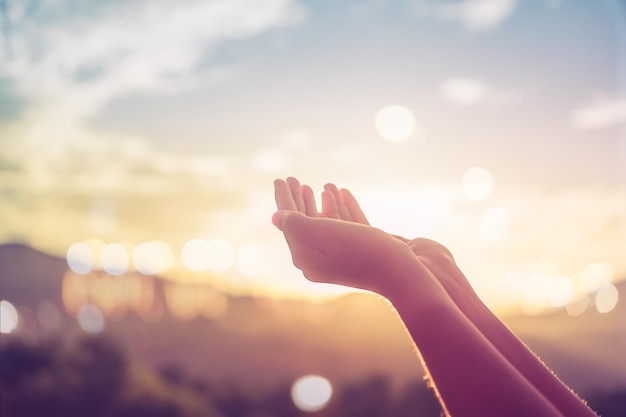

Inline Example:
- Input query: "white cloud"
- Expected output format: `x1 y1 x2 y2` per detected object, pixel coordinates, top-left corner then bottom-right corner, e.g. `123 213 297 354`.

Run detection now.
570 96 626 130
1 0 305 116
413 0 518 30
0 0 305 193
440 77 488 106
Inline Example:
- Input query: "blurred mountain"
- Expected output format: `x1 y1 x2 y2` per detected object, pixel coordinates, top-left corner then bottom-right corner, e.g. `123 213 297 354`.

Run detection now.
1 243 625 396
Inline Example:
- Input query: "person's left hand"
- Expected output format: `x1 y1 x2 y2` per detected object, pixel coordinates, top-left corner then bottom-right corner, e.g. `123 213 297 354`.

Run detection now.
272 178 420 297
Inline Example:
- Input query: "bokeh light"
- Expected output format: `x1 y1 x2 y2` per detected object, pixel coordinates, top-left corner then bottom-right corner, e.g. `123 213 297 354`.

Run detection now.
521 272 548 315
133 241 174 275
0 300 19 334
291 375 333 412
547 275 574 308
566 295 590 317
205 239 235 272
36 301 62 331
77 303 106 334
595 283 618 314
66 242 95 274
440 78 486 106
236 242 274 279
579 262 613 293
480 207 510 240
100 243 130 275
463 167 494 201
374 105 416 142
181 239 210 271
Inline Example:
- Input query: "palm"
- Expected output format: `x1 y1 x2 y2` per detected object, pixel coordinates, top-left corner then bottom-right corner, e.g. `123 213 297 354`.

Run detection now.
273 178 417 296
273 177 474 297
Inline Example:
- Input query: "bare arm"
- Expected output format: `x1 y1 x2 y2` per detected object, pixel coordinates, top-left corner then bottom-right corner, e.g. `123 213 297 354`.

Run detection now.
325 181 599 417
272 177 577 417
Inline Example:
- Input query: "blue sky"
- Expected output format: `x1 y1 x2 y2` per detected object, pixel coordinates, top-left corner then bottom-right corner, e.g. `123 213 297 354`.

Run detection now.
0 0 625 311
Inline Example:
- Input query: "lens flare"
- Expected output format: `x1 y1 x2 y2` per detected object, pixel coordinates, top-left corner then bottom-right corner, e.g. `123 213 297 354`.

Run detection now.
66 242 94 274
375 105 416 142
0 300 19 334
595 283 618 314
291 375 333 412
181 239 209 271
205 239 235 272
100 243 129 275
77 304 106 334
133 241 174 275
463 167 493 201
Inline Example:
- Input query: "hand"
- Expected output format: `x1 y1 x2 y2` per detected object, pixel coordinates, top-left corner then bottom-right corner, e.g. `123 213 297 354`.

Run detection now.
272 178 420 297
318 181 476 299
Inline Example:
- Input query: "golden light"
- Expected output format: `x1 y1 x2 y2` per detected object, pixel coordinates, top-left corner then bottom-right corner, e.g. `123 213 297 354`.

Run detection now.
495 272 523 305
480 207 510 240
100 243 129 276
181 239 209 271
164 283 200 320
463 167 493 201
566 295 589 316
133 241 174 275
547 275 574 308
291 375 333 412
205 239 235 272
579 262 613 293
77 303 106 334
62 271 89 314
235 242 274 279
0 300 19 334
595 283 618 314
66 242 94 274
521 272 548 315
374 105 416 142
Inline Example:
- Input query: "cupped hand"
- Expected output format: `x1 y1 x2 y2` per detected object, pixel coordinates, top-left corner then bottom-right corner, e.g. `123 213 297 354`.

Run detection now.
272 178 420 296
297 179 477 298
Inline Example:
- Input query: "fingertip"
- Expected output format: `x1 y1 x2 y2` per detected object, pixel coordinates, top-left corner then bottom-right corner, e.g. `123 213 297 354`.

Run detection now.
272 210 286 230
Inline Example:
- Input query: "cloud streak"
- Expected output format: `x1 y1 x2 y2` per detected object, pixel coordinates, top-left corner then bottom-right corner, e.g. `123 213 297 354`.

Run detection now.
570 95 626 130
413 0 518 30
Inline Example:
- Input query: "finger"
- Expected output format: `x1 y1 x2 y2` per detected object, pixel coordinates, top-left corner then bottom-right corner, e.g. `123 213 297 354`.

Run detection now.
324 183 353 221
340 188 370 225
274 179 297 211
286 177 306 213
301 184 319 217
321 190 341 219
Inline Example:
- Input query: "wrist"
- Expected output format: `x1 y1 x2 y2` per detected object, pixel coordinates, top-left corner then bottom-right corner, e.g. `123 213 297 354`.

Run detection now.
383 255 454 319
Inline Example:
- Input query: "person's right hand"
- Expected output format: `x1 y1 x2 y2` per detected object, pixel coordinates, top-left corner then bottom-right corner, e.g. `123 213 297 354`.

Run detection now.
320 183 478 300
273 178 428 298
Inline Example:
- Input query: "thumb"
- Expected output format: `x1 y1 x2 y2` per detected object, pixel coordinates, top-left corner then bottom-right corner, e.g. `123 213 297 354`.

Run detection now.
273 211 327 246
272 210 304 230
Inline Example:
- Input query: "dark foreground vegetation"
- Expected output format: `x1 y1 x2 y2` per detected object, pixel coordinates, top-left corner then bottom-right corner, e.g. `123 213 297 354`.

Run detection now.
1 336 623 417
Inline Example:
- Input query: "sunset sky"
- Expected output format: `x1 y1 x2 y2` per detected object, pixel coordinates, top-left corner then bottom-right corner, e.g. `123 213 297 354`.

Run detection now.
1 0 625 312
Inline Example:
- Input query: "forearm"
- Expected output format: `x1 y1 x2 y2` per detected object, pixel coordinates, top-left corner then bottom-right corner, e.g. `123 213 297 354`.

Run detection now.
442 269 598 417
386 263 564 417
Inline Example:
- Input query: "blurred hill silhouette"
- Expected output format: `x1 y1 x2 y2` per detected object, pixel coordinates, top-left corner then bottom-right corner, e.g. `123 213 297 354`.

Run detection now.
1 242 625 398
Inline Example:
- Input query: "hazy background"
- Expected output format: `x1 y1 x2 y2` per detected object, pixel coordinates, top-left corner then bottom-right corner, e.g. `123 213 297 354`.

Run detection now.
1 0 626 415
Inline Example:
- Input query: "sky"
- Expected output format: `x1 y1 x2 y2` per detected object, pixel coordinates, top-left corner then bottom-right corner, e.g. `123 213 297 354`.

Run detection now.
1 0 625 313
